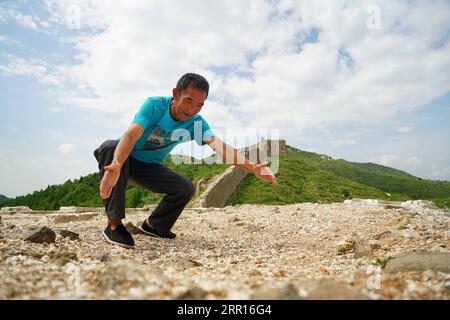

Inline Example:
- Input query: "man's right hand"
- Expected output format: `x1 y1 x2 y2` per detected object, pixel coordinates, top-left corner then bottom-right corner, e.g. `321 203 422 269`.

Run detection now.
98 124 144 200
99 162 121 199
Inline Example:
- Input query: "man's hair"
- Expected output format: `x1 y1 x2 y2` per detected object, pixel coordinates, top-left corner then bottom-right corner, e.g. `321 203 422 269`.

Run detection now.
176 73 209 98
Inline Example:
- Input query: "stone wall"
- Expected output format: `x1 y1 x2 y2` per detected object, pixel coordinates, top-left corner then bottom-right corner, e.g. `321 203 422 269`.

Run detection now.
196 166 249 207
196 139 286 207
0 206 32 214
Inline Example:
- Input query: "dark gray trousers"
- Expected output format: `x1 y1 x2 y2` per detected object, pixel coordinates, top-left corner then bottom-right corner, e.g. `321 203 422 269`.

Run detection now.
93 139 195 234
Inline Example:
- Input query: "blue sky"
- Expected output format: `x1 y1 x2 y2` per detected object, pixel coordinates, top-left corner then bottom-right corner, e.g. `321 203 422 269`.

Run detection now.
1 0 450 197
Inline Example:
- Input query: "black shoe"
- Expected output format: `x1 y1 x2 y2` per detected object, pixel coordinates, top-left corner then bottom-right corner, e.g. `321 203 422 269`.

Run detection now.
139 220 176 239
102 224 135 249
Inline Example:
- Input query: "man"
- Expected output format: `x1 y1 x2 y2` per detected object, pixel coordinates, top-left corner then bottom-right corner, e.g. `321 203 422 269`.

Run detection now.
94 73 278 249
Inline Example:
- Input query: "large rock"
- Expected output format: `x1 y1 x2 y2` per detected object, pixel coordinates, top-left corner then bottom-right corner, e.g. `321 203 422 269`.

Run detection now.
54 215 79 224
178 259 203 271
306 280 368 300
335 238 355 255
250 283 300 300
373 230 392 240
1 206 32 214
368 240 381 250
177 287 207 300
385 252 450 273
54 213 98 224
51 251 78 266
59 230 79 240
25 226 56 244
401 200 438 211
388 216 410 230
384 204 403 210
76 213 99 221
354 239 373 258
125 222 144 235
98 254 112 263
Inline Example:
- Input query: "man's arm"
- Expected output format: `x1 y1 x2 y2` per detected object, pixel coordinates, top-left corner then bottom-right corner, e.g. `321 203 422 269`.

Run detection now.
99 123 144 199
111 123 144 166
205 136 278 185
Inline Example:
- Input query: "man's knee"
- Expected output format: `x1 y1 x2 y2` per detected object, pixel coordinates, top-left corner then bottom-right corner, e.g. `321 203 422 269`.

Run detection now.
102 139 119 151
94 139 119 161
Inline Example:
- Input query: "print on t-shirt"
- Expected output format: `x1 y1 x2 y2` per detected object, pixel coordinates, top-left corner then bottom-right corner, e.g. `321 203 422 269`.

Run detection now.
142 126 176 151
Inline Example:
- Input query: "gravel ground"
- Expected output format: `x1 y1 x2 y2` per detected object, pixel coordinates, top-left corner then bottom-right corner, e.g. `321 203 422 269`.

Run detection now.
0 199 449 300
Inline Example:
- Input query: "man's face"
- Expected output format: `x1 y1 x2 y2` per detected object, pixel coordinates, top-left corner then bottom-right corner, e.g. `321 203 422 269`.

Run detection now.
171 85 206 121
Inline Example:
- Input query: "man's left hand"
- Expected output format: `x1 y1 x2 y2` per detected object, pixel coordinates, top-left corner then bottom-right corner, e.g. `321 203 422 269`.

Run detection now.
252 162 278 185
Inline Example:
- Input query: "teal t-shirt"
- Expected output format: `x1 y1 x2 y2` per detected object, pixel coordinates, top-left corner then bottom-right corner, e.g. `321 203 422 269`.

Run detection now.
127 96 214 164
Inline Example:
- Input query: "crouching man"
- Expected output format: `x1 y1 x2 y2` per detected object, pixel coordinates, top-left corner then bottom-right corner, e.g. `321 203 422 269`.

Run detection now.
94 73 278 248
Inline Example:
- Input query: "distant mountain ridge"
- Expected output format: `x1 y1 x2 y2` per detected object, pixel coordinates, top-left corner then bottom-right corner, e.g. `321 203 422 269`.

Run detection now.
229 145 450 208
1 144 449 210
0 194 9 203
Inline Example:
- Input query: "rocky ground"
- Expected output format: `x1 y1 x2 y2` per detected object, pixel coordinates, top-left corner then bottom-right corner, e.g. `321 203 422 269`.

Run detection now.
0 199 449 300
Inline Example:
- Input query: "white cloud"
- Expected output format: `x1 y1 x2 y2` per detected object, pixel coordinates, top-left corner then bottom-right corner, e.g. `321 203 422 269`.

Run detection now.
0 54 66 87
29 0 448 137
10 13 37 30
396 126 414 133
0 6 40 30
0 55 45 76
331 138 358 148
429 165 450 179
369 154 424 171
50 107 64 112
0 35 21 46
58 143 75 155
43 0 106 30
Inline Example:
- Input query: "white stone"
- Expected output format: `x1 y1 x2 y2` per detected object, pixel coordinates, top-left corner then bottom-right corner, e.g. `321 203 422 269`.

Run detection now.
1 206 32 214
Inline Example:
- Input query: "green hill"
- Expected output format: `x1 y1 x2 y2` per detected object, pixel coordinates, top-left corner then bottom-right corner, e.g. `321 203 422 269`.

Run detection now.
228 145 450 208
1 145 449 210
0 194 9 203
